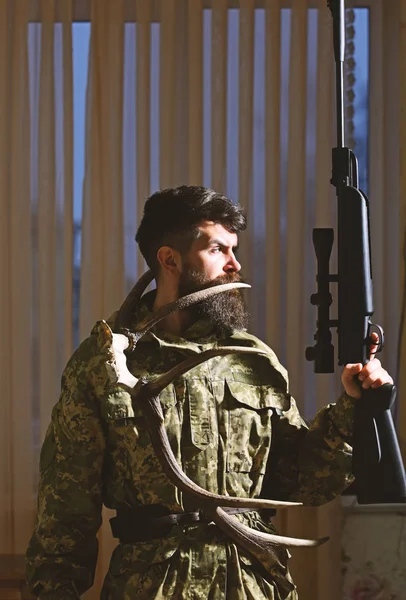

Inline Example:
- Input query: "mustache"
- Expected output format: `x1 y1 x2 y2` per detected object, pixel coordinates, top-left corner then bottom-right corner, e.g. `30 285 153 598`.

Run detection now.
200 272 242 288
180 271 245 295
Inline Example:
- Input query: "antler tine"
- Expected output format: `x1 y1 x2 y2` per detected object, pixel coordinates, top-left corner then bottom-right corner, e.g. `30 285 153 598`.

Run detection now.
115 270 155 330
131 282 250 344
134 388 301 510
206 506 328 595
134 346 268 399
209 506 328 550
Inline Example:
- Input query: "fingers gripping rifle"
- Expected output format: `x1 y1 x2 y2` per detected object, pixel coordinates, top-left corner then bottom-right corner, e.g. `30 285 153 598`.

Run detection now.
306 0 406 504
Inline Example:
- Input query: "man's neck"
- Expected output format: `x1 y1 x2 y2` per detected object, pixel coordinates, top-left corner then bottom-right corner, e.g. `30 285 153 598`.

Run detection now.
152 287 194 336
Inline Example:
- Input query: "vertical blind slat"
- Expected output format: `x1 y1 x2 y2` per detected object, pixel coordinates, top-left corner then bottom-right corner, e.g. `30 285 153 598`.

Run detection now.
10 0 33 552
315 1 336 412
0 0 12 553
103 0 125 312
315 4 334 230
238 0 255 311
369 1 384 325
80 0 125 337
382 0 400 380
188 0 204 185
38 0 57 441
80 0 105 338
173 1 189 186
62 0 74 364
264 0 281 353
160 0 176 188
398 0 406 450
285 0 307 401
211 0 228 192
136 0 151 276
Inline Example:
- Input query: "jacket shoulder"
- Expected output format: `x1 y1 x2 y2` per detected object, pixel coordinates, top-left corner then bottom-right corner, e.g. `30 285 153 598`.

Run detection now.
224 330 289 391
62 320 118 395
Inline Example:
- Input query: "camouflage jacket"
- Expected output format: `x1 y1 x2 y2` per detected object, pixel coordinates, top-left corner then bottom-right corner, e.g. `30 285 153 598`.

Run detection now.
26 292 355 599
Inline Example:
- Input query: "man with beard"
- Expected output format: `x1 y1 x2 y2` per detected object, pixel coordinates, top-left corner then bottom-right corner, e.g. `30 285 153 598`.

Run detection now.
26 185 392 599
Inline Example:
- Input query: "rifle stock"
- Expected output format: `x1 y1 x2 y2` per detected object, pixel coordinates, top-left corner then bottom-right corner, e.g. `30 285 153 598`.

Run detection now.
306 0 406 504
337 183 372 366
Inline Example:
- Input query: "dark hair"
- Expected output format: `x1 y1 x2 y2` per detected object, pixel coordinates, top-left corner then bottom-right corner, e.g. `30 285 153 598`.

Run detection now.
135 185 246 274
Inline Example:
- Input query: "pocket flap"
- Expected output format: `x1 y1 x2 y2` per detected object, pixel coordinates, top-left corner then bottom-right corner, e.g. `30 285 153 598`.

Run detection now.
226 379 290 412
102 383 177 422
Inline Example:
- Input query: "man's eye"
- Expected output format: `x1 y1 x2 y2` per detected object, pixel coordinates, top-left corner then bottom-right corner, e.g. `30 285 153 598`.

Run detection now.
211 246 221 253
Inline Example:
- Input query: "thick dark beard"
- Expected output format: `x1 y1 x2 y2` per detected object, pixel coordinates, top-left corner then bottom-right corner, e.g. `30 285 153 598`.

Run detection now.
178 269 250 337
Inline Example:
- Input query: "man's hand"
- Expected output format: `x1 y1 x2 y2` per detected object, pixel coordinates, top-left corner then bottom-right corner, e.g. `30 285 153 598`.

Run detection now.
341 333 394 399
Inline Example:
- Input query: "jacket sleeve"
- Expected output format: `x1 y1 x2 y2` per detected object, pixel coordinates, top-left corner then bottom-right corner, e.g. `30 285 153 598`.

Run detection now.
25 325 113 598
263 389 355 506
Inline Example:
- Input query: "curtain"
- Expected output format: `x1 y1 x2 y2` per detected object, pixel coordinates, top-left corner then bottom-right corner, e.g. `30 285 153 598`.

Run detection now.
0 1 403 600
79 2 355 598
0 0 33 554
0 0 74 554
399 0 406 461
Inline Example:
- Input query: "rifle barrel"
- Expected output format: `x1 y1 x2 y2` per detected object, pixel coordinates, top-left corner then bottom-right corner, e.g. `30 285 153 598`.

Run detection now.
336 62 344 149
329 0 345 148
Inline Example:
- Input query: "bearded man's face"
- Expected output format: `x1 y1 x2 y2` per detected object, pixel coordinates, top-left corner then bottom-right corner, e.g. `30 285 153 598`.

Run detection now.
174 220 250 335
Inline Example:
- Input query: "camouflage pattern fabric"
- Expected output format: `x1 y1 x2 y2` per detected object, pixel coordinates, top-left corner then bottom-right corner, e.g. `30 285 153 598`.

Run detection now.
26 291 355 599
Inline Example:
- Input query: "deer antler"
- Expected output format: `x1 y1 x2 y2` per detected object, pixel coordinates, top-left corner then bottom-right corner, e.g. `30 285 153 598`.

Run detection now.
115 270 155 330
106 271 328 574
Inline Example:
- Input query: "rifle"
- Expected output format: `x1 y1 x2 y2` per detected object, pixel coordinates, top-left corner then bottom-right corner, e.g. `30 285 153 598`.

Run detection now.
305 0 406 504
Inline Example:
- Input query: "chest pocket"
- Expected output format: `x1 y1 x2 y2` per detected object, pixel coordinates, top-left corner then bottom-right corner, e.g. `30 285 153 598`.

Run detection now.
100 388 140 445
226 379 288 474
100 384 181 485
183 378 214 454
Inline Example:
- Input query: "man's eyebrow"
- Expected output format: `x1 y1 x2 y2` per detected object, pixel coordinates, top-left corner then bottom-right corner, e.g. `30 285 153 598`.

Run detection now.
208 238 239 250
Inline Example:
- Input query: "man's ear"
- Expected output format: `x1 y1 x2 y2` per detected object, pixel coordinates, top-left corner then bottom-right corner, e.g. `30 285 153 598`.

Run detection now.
156 246 181 276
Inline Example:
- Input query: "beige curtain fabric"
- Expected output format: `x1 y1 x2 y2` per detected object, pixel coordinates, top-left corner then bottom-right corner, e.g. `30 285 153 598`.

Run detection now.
80 0 125 340
264 0 281 354
212 0 228 194
314 0 337 416
80 1 127 590
188 0 204 185
397 0 406 461
136 0 152 276
0 0 74 553
370 0 400 385
237 0 255 302
0 0 32 554
0 2 403 600
286 0 308 398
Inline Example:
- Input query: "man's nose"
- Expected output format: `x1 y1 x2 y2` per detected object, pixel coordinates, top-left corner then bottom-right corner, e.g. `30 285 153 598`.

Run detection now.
224 253 241 273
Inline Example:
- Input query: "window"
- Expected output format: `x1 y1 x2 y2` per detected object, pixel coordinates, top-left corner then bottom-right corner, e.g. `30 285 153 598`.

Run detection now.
72 23 91 346
30 4 370 358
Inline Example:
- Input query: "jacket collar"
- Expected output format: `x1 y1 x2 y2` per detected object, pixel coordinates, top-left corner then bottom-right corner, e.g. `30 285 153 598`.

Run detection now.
129 290 234 345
